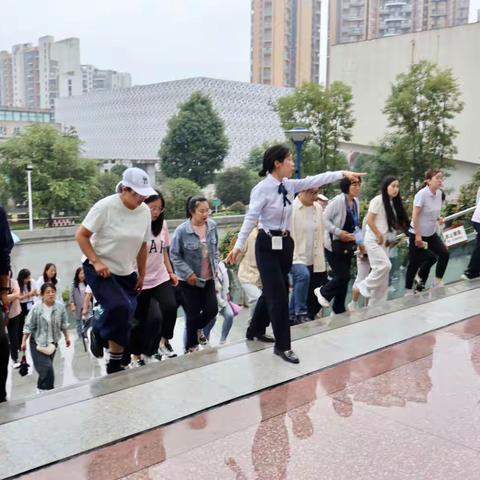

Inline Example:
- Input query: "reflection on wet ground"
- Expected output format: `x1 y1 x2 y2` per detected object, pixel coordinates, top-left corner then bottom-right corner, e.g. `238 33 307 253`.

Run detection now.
7 312 253 401
21 316 480 480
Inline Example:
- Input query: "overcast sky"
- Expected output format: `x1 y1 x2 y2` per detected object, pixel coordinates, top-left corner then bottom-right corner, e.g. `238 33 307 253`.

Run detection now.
0 0 252 86
1 0 479 87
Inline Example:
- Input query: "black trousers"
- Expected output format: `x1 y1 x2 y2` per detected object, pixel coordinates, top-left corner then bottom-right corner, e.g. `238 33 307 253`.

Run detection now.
321 250 353 314
7 314 21 362
0 315 9 401
405 232 450 289
30 338 56 390
307 268 329 320
465 222 480 278
18 303 29 347
130 281 178 356
180 279 218 350
249 231 294 352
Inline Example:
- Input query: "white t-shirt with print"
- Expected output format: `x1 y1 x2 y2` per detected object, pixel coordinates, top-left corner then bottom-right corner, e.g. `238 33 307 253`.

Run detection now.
365 195 390 238
82 194 150 276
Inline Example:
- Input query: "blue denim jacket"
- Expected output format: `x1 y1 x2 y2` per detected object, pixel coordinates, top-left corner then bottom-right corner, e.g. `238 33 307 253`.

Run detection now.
170 218 219 281
23 301 68 347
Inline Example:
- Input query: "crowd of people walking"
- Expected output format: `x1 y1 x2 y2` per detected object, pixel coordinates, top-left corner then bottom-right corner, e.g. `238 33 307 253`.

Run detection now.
1 146 480 399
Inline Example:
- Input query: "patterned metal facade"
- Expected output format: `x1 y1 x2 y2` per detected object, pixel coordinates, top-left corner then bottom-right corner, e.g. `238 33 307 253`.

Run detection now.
55 77 293 168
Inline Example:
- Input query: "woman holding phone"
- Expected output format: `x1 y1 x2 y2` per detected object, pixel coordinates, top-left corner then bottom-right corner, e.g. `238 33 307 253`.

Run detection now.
170 196 219 353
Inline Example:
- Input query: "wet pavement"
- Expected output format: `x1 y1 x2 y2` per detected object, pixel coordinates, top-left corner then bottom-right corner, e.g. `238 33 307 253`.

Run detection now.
19 316 480 480
6 310 255 401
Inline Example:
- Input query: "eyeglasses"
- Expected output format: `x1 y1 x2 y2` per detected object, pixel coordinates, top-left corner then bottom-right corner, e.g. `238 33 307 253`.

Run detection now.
197 209 212 215
149 206 165 213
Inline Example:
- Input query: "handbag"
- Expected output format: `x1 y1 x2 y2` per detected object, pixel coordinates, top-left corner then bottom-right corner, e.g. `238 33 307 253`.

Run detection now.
228 300 241 317
18 354 30 377
331 239 356 256
36 343 56 356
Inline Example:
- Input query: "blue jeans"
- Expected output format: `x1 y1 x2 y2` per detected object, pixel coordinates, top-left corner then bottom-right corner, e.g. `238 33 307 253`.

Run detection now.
289 263 311 316
203 303 234 342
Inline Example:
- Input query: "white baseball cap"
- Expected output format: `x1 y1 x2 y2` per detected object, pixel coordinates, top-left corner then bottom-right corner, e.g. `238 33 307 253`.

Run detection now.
116 167 157 197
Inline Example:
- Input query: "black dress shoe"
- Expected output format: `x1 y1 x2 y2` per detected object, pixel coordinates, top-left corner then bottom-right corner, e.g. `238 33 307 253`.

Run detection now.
246 332 275 343
274 348 300 364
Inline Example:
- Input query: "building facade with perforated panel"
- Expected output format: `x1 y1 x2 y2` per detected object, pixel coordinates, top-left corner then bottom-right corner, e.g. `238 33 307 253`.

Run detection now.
55 77 292 172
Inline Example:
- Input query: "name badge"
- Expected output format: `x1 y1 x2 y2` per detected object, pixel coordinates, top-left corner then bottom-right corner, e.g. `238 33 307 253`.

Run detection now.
271 236 283 250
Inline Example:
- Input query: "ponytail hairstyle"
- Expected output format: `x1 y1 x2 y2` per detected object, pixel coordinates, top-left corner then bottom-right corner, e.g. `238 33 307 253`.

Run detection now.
259 144 292 177
381 175 409 232
185 195 209 219
422 168 443 188
145 190 165 237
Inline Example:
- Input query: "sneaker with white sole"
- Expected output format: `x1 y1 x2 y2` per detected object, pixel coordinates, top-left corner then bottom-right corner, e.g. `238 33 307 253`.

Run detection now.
158 341 177 358
12 361 21 369
404 288 415 297
347 301 359 312
314 288 331 308
129 359 146 368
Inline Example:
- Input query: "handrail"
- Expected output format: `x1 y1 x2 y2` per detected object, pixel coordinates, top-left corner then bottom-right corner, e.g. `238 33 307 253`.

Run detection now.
444 206 475 223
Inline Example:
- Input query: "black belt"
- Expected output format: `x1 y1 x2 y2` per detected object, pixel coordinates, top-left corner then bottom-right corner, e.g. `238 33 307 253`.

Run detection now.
263 230 290 237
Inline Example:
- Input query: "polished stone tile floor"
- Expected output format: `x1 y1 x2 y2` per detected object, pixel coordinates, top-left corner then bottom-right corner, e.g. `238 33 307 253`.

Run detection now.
6 310 256 401
20 316 480 480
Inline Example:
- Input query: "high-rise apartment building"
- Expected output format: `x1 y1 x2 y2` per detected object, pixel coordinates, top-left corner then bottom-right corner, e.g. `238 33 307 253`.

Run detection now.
329 0 470 46
251 0 322 87
0 35 130 108
0 51 13 107
81 65 131 94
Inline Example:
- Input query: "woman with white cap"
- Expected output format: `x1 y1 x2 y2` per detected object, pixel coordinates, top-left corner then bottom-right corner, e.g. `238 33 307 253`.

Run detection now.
75 167 155 374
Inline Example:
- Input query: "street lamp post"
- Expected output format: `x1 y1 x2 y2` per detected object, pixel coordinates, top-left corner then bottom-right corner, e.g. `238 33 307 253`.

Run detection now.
284 128 312 179
26 165 33 231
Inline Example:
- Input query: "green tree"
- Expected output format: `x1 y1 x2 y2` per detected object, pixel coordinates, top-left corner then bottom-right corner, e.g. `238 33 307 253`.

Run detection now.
243 141 282 174
95 171 121 200
379 60 463 196
0 124 99 217
276 81 354 174
215 167 258 206
110 164 127 177
161 177 202 220
159 91 229 187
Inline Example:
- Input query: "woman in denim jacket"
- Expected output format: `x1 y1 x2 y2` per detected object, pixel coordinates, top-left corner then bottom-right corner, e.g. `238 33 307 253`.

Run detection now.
21 282 71 391
170 196 219 353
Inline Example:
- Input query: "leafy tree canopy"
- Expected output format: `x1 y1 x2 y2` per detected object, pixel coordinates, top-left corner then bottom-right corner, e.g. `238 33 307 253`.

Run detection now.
0 124 99 217
161 177 202 220
159 91 229 187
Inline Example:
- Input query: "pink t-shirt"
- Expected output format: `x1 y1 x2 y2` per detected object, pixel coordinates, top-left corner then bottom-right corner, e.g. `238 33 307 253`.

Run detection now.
8 279 21 319
143 221 171 290
192 223 213 280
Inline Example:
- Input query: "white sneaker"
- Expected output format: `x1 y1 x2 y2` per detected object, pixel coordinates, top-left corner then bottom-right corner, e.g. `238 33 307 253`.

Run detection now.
404 289 415 297
314 288 331 308
12 362 21 369
158 341 177 358
357 281 371 298
347 301 359 312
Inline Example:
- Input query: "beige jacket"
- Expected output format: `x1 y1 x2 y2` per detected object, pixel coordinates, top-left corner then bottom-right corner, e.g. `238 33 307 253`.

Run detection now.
238 227 261 287
291 197 326 272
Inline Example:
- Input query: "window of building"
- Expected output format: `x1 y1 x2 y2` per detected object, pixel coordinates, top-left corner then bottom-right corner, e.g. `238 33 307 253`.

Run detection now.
0 126 7 136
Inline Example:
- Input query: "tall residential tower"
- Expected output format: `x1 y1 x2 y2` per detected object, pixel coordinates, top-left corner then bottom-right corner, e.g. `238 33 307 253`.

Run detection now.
251 0 322 87
329 0 470 46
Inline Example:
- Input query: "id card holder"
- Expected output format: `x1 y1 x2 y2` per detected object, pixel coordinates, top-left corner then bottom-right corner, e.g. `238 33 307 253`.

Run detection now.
271 236 283 250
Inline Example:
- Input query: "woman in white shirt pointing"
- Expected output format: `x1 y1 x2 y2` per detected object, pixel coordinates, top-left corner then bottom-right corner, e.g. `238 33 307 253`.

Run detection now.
227 144 364 364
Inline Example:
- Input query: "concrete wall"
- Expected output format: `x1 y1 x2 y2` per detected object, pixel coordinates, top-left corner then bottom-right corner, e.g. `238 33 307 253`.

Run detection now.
11 216 244 295
329 22 480 189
